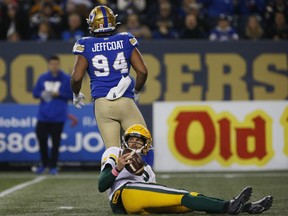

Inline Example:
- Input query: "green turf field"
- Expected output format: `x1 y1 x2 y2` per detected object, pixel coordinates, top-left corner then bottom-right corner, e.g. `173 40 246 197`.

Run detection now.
0 171 287 216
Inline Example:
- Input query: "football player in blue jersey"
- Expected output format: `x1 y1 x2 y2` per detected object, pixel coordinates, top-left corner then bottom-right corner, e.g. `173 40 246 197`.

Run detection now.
70 6 148 152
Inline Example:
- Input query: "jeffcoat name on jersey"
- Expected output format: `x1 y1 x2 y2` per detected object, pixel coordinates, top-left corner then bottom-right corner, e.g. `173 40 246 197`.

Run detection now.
92 40 124 52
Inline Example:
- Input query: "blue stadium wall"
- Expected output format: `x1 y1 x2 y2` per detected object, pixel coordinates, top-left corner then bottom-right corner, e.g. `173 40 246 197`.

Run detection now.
0 41 287 166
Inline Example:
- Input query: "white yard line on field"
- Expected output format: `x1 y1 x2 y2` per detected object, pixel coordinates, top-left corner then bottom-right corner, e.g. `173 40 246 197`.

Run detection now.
0 176 46 198
58 206 74 210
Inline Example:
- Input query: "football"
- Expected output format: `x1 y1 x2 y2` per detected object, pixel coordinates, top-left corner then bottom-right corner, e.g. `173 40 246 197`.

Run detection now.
122 148 145 176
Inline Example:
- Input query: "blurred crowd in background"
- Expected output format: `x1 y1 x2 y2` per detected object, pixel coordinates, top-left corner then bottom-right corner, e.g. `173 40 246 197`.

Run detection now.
0 0 287 42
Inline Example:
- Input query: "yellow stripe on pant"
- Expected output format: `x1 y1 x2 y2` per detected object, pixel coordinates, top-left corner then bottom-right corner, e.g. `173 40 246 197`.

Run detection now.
121 182 199 214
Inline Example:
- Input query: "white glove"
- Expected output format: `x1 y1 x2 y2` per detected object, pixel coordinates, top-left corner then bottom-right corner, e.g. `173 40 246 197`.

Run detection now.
134 91 140 103
41 91 52 102
73 92 86 109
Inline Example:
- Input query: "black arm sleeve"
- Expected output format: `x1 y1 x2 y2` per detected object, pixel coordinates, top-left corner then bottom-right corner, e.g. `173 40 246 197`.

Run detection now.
98 165 117 193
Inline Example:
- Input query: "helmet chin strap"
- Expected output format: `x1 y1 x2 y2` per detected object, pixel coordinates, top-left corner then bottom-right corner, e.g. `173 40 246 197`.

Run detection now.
121 136 146 155
121 136 128 148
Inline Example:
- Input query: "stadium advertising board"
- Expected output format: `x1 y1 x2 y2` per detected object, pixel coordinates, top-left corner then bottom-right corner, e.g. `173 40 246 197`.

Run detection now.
0 104 105 163
153 101 288 172
0 41 287 165
0 41 287 105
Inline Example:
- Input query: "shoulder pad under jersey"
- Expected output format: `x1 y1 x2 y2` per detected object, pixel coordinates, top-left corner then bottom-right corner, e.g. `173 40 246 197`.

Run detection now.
118 32 139 47
72 37 94 54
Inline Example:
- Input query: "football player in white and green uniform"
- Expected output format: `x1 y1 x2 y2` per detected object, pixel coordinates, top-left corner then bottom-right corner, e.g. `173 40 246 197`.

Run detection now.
98 124 273 215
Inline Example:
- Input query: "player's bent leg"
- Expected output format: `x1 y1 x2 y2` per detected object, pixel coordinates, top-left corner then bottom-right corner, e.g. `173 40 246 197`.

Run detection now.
121 183 188 214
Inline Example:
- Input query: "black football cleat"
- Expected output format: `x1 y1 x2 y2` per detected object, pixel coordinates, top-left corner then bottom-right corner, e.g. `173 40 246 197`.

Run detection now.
242 195 273 214
228 186 252 215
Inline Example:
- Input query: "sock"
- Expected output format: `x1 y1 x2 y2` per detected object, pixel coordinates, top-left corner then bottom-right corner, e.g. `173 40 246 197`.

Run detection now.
181 193 228 213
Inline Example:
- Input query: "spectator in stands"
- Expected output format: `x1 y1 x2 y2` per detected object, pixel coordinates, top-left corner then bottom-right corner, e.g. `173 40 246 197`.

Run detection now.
266 12 288 40
1 0 287 42
117 0 146 13
94 0 118 11
7 31 21 42
209 14 239 41
145 0 177 30
151 2 179 39
29 1 63 39
62 0 93 20
116 0 146 22
152 18 179 39
0 2 30 40
265 0 288 26
61 12 85 42
62 0 78 14
176 0 209 34
116 13 152 40
235 0 266 36
241 15 265 40
31 21 56 41
178 0 199 17
179 13 207 39
198 0 236 29
68 0 93 10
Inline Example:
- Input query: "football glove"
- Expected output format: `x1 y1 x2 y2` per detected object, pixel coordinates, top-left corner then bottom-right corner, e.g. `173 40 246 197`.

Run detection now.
133 90 140 103
41 91 52 102
73 92 86 109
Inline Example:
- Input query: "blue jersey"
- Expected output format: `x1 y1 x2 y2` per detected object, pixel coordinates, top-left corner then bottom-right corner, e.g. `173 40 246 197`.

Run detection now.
73 32 138 99
33 71 72 122
209 26 239 41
